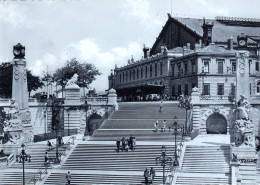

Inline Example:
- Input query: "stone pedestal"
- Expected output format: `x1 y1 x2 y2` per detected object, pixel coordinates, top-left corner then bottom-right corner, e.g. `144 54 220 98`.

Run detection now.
231 146 257 184
107 88 118 110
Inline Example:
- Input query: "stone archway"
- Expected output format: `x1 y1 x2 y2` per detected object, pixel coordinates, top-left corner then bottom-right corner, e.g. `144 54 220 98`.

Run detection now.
206 113 227 134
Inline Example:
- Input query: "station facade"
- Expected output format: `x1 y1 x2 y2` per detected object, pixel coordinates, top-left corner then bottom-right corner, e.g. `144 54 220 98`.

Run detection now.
109 14 260 100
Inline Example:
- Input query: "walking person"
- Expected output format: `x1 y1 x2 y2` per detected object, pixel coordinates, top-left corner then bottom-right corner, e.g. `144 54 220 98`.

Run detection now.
66 171 71 185
163 120 167 132
47 141 52 151
150 167 156 184
159 101 163 112
132 137 136 151
44 152 49 170
129 134 134 149
116 138 120 152
125 140 129 152
122 137 126 151
154 120 159 132
144 168 149 184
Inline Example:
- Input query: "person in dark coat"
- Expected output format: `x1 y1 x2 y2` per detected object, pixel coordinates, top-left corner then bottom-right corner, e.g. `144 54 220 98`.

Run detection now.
150 167 156 184
122 137 126 151
144 168 149 184
116 138 120 152
47 141 52 151
129 134 134 149
66 171 71 185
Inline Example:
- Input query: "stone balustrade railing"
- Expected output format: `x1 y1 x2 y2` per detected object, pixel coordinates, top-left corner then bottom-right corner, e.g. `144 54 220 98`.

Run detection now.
85 97 108 105
200 95 234 101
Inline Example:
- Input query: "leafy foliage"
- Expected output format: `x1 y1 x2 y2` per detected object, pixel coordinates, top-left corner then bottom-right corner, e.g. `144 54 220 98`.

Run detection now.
0 62 44 98
53 58 101 96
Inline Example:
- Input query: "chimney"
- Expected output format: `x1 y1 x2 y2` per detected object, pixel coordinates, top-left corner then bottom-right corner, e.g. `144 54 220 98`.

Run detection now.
187 43 190 50
143 44 149 58
227 37 233 50
202 18 214 46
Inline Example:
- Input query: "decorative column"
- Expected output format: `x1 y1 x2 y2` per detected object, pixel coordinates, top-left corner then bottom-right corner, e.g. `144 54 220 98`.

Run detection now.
107 88 118 110
190 87 201 132
12 43 29 110
230 51 256 184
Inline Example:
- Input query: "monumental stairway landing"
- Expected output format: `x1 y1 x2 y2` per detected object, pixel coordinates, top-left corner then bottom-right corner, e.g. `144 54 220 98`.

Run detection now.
92 102 186 141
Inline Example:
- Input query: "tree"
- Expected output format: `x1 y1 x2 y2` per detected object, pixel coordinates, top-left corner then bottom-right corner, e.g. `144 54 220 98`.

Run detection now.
0 62 12 98
27 70 44 97
53 58 101 97
0 62 44 98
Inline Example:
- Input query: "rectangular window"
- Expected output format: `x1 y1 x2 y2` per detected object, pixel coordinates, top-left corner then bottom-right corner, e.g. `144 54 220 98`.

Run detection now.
231 59 236 73
218 60 224 74
145 66 148 78
185 84 188 95
172 85 175 96
178 85 182 95
256 61 259 72
172 65 175 77
141 68 143 79
203 83 210 95
203 60 209 73
155 63 157 77
160 62 163 75
184 63 188 74
120 74 122 83
231 83 235 95
217 83 224 95
137 69 139 80
150 65 152 77
133 70 135 80
192 61 196 73
177 64 181 76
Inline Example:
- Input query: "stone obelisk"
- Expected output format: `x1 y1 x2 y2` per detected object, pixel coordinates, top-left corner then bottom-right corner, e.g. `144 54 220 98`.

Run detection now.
230 50 256 184
12 43 33 143
12 43 29 110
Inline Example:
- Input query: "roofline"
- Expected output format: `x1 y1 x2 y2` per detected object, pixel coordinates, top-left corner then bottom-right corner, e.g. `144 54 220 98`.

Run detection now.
171 51 236 62
150 15 203 54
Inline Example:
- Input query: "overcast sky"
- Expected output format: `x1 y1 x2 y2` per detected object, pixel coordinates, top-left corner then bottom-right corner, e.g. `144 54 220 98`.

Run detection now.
1 0 260 92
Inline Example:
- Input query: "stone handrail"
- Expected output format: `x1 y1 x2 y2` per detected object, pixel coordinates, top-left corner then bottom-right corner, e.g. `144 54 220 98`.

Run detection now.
200 95 233 101
27 165 48 185
86 97 108 105
60 136 76 163
7 153 14 167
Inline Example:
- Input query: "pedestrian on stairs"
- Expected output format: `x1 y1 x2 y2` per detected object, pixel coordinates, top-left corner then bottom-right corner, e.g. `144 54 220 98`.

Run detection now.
162 120 167 132
66 171 71 185
159 101 163 112
150 167 156 184
154 120 159 132
122 137 126 151
132 137 136 151
44 152 49 170
116 138 120 152
125 140 129 152
144 168 149 184
129 134 134 149
47 141 52 151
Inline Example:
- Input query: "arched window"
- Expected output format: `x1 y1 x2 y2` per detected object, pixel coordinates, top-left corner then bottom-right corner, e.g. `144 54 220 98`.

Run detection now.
257 81 260 94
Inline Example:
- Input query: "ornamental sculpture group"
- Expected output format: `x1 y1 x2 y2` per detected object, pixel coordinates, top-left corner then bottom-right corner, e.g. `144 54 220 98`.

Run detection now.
1 98 32 144
233 95 254 147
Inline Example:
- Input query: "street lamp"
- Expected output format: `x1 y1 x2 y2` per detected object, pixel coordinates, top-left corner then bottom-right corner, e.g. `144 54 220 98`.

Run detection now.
178 94 191 136
173 115 180 167
16 144 31 185
156 145 173 185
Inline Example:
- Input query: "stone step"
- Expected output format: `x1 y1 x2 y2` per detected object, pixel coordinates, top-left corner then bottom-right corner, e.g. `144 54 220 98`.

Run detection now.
45 172 164 184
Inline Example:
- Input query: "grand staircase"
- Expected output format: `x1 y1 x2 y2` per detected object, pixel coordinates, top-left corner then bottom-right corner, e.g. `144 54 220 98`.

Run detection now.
92 102 185 141
45 172 164 184
0 171 36 185
175 144 231 184
11 143 68 169
62 144 174 172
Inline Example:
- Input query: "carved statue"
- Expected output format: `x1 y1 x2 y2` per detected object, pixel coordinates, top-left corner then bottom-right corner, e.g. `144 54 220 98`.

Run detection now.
8 98 19 119
66 73 78 87
237 95 250 120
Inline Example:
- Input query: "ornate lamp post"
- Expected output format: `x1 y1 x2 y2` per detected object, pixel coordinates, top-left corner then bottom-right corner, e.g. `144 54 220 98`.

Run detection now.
178 94 191 136
155 145 173 185
16 144 31 185
173 115 180 167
